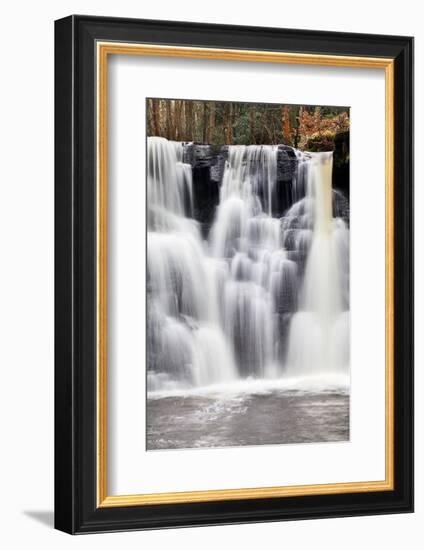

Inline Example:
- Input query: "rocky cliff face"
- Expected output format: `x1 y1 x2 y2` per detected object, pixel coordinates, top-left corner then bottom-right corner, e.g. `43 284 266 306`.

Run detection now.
181 141 349 236
182 143 297 235
182 144 221 236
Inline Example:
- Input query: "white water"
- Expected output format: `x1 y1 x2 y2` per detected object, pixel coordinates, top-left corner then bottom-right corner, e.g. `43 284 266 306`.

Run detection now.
286 153 350 375
147 137 349 392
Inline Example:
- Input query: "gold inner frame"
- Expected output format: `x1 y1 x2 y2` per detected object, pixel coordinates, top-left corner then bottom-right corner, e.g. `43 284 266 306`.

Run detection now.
96 42 395 508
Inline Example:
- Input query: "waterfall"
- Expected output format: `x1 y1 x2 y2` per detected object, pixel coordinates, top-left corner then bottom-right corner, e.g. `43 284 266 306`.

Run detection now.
147 137 237 391
147 137 349 392
286 153 350 375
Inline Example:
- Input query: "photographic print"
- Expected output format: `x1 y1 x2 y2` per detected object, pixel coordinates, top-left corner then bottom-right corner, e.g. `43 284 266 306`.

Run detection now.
55 18 413 532
146 98 350 450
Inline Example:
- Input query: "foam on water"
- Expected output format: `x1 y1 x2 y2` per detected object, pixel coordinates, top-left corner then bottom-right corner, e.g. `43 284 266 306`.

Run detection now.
147 373 350 400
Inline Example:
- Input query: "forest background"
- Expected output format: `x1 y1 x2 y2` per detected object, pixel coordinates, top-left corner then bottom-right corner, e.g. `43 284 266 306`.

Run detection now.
146 98 350 152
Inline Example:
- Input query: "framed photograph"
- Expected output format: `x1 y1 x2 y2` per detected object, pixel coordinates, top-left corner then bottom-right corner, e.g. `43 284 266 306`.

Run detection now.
54 15 414 534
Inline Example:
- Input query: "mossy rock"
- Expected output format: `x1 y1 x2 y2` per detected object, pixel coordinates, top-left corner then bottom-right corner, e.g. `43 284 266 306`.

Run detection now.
304 131 336 152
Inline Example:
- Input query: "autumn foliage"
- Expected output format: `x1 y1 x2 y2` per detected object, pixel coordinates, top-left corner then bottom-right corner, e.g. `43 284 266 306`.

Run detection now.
147 98 349 151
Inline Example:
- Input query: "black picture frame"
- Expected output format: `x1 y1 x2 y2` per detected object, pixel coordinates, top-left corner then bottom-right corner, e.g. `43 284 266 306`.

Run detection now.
55 14 414 534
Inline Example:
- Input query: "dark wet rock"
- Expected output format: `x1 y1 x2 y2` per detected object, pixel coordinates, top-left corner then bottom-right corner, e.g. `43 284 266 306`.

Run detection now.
333 189 350 224
181 141 348 233
277 145 298 182
182 143 301 229
192 165 219 237
332 130 349 196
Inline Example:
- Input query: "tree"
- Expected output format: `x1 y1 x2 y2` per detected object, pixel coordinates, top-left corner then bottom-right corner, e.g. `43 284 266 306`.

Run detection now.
146 98 349 150
202 102 208 143
223 103 233 145
207 102 215 143
185 100 193 141
151 98 161 135
282 105 291 145
166 100 173 139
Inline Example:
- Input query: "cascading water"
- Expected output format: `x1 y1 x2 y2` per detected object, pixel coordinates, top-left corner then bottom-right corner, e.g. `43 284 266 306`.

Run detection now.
147 137 237 392
147 136 349 393
285 153 350 375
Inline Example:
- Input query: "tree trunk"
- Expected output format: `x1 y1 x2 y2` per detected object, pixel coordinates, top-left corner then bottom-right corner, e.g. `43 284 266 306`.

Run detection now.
224 103 233 145
174 100 182 140
194 102 201 141
180 101 186 141
185 101 193 141
147 99 155 135
207 102 215 143
202 102 208 143
166 101 172 140
151 98 161 136
282 105 291 145
249 106 255 143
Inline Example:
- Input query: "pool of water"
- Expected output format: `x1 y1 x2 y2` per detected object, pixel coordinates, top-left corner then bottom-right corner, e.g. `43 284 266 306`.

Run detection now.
147 389 349 450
